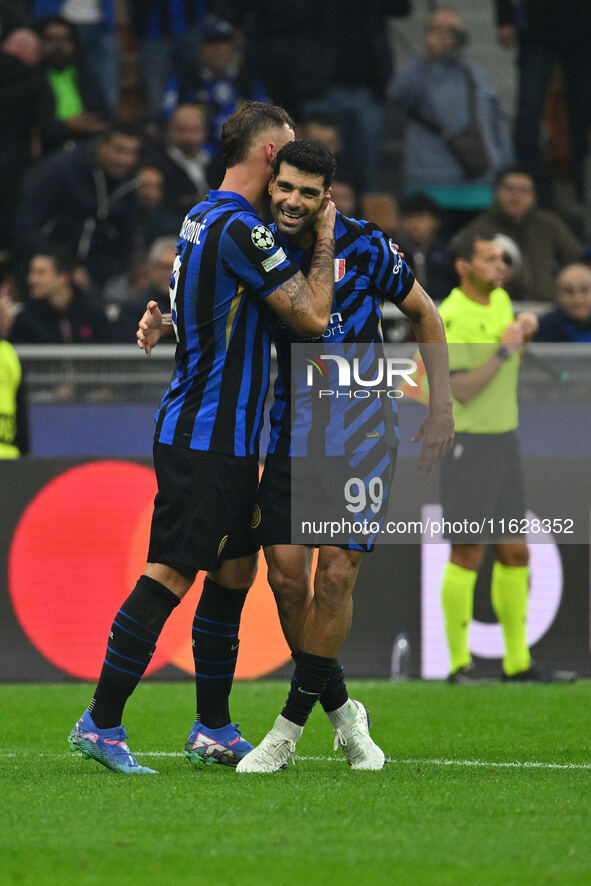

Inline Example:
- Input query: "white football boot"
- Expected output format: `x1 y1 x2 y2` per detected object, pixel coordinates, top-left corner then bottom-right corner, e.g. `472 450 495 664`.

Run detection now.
329 699 385 770
236 715 302 773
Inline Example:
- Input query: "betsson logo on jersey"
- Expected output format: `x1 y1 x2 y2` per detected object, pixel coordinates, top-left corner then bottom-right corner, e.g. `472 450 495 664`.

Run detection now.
276 312 344 339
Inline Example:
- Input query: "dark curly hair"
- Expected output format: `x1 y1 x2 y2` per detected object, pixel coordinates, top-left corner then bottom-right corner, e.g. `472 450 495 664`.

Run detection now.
273 139 336 190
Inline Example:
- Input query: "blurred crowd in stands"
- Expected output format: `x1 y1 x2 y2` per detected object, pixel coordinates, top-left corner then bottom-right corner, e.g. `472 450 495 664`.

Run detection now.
1 0 591 348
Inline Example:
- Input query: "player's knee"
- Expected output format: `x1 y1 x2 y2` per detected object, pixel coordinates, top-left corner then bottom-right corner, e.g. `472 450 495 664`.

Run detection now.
144 562 195 598
236 563 258 587
212 554 258 589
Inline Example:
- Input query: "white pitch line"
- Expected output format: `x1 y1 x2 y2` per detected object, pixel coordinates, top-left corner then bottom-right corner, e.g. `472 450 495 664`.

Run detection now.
2 750 591 770
133 754 591 770
391 757 591 771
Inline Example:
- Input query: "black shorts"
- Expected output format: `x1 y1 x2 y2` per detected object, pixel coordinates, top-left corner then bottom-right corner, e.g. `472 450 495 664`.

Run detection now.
440 431 526 542
148 442 260 572
255 445 397 552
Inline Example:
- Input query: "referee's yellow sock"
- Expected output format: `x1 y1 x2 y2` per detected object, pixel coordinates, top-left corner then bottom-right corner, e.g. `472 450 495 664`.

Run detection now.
491 561 531 676
441 562 477 673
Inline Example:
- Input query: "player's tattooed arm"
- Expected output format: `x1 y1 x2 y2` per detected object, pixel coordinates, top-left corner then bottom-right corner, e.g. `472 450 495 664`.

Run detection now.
136 301 174 355
266 200 336 336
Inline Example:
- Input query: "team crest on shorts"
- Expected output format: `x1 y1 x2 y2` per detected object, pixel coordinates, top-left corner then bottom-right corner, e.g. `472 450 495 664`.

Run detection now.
251 504 262 529
217 535 229 557
251 225 275 250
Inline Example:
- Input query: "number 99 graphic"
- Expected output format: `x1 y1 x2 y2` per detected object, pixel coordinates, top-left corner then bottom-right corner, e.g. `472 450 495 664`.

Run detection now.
344 477 384 514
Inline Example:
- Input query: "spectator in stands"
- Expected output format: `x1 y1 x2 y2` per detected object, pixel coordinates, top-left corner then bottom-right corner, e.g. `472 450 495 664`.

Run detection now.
330 173 361 219
534 264 591 343
0 284 12 339
391 6 514 233
0 28 54 261
164 15 268 156
300 1 410 192
36 14 109 147
495 0 591 203
9 246 110 343
144 105 211 220
461 167 583 302
14 120 141 291
396 194 457 302
133 165 181 253
128 0 207 120
299 112 341 157
299 112 357 188
220 0 408 189
110 237 177 343
31 1 119 117
217 0 333 120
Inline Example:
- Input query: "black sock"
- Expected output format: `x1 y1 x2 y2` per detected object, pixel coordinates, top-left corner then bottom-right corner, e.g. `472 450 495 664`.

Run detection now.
88 575 179 728
281 651 337 727
193 577 248 729
319 661 349 713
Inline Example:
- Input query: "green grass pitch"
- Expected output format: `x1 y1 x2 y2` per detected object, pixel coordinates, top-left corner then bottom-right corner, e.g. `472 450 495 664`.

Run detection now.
2 680 591 886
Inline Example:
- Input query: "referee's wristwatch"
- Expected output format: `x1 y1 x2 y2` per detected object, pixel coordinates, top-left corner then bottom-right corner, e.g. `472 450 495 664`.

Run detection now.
495 345 510 361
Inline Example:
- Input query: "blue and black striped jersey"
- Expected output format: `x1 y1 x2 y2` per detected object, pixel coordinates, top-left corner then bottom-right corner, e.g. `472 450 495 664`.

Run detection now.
267 212 415 457
154 190 299 456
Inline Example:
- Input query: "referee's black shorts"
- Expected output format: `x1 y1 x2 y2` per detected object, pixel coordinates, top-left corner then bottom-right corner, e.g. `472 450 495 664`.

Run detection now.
148 442 260 573
440 431 526 543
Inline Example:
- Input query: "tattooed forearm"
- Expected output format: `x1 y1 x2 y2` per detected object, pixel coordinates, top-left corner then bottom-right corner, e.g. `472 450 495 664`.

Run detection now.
278 274 308 312
279 230 334 315
307 229 335 312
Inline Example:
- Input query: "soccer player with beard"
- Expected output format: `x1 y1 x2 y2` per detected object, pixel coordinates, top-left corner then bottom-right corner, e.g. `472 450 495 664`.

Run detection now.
68 105 337 774
236 139 454 772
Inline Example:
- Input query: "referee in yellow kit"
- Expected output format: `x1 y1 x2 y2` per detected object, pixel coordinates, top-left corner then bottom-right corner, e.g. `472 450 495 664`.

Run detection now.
438 228 574 683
